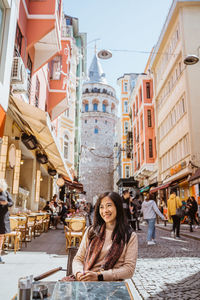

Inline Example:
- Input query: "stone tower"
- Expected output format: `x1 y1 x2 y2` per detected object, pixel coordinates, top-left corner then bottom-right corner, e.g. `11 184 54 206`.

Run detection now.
80 53 118 204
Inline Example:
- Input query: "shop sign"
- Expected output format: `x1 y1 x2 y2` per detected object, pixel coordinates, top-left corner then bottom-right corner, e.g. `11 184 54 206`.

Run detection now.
170 161 186 176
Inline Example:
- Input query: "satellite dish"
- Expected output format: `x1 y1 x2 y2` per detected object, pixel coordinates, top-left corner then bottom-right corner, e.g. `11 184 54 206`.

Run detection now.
97 49 112 60
183 55 199 65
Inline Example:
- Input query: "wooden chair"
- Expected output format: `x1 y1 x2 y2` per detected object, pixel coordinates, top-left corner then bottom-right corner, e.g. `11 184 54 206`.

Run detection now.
17 217 28 247
27 215 36 240
64 219 86 250
35 215 45 236
3 219 21 253
43 213 51 232
66 246 78 275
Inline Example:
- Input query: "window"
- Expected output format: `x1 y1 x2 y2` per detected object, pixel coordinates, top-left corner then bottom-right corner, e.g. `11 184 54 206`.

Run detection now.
142 143 144 161
124 82 128 92
35 77 40 107
125 166 130 178
85 120 87 124
140 88 142 103
149 139 153 158
146 82 151 99
15 24 23 56
102 103 106 112
27 55 32 76
105 120 107 124
147 110 152 127
51 56 62 80
64 134 69 159
95 119 97 123
124 101 128 113
140 114 143 131
94 127 98 134
124 121 129 135
65 108 70 118
85 103 88 112
93 103 98 111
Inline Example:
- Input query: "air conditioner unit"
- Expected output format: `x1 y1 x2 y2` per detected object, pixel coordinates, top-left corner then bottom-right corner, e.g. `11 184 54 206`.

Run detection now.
11 58 28 94
11 57 24 83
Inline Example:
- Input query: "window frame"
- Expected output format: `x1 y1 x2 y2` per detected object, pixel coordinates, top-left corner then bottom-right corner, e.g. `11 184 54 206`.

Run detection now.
149 139 153 158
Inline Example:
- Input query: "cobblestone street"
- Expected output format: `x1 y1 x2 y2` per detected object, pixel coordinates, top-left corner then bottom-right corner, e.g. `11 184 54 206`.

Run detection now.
133 224 200 299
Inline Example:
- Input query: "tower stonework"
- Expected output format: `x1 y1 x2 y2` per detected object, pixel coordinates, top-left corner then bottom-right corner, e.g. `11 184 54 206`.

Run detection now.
80 53 118 204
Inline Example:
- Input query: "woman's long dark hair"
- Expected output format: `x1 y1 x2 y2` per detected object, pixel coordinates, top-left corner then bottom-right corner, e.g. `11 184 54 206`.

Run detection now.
88 192 131 244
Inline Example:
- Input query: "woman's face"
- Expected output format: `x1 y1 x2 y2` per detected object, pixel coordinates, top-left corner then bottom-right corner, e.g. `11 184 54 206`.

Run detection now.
99 196 117 225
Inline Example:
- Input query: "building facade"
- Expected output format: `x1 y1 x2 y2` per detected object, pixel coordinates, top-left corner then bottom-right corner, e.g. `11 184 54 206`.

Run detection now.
0 0 84 211
129 73 157 189
80 53 118 204
150 0 200 201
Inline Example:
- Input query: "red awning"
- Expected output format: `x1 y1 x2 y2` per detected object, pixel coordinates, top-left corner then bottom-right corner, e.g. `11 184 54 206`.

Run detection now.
150 182 171 193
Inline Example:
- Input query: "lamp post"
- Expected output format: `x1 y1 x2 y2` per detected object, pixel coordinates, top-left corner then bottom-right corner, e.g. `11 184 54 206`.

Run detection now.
184 55 199 65
184 47 200 65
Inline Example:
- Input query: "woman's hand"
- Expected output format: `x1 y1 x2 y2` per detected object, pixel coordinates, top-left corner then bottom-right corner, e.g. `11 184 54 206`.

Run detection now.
0 200 8 205
77 271 98 281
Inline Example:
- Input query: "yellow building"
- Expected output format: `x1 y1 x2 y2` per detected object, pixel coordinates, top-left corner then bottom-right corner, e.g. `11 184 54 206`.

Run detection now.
150 0 200 200
117 74 136 179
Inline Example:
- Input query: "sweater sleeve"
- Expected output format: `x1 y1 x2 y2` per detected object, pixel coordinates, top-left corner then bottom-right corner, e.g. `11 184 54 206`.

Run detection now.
153 202 165 219
101 232 138 281
6 192 14 207
72 228 89 276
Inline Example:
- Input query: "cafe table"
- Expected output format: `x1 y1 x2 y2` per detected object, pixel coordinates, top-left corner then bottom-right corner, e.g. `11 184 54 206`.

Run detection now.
9 216 27 220
13 280 134 300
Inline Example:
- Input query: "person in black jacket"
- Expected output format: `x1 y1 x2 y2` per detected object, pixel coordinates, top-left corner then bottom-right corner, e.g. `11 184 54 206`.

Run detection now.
0 179 13 263
122 189 131 223
186 196 199 232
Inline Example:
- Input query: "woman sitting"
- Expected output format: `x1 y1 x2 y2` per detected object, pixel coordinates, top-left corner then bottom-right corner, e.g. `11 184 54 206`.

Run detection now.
64 191 138 281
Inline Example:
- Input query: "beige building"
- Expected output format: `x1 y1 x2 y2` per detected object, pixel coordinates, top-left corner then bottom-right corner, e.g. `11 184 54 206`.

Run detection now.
150 0 200 200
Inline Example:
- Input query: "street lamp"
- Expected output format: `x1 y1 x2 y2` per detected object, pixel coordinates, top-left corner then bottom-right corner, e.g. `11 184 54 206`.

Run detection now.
184 54 199 65
97 49 112 60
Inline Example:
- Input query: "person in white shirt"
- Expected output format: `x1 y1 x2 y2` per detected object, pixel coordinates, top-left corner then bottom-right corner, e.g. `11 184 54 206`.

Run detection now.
141 193 165 245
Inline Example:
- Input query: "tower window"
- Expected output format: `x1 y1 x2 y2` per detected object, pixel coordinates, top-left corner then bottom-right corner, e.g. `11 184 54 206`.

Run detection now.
85 103 89 112
95 119 98 123
94 127 98 134
102 103 106 112
93 103 98 111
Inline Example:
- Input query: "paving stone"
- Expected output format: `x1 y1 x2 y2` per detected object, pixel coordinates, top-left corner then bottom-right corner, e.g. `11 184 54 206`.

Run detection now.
132 224 200 299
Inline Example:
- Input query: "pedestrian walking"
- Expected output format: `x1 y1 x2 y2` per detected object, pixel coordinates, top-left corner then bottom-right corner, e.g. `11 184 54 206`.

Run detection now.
186 196 199 232
62 191 138 281
122 189 131 224
0 179 13 264
132 195 142 231
167 190 182 238
129 197 137 231
141 193 165 245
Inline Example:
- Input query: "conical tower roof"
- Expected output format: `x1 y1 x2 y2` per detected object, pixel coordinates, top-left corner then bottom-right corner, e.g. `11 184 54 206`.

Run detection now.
87 53 107 84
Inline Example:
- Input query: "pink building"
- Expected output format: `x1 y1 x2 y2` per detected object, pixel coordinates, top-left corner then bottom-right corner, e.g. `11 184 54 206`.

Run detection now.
129 75 157 189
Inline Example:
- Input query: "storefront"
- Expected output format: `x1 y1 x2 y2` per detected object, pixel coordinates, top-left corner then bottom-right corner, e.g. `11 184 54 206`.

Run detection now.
188 168 200 206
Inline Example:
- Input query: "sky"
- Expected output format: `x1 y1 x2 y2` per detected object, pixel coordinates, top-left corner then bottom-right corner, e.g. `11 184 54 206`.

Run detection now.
63 0 173 97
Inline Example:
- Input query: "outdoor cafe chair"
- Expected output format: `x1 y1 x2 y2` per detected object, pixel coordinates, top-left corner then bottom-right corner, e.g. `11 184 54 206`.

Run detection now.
64 219 86 250
3 218 21 253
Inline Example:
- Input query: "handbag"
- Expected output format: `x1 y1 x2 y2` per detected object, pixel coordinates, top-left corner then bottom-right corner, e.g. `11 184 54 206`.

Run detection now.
175 198 185 218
